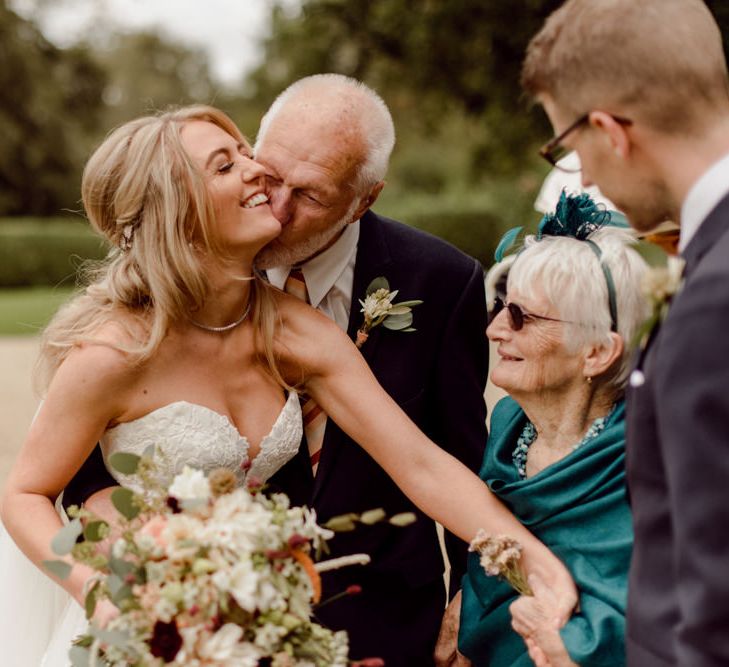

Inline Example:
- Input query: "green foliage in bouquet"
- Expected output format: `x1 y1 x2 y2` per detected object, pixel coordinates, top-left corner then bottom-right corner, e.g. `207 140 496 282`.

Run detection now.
44 447 405 667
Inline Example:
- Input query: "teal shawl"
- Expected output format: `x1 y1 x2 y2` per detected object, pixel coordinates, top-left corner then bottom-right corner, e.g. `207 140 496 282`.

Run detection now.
459 397 632 666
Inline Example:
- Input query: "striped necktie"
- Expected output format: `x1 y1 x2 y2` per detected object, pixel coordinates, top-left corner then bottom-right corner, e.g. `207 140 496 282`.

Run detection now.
284 268 326 474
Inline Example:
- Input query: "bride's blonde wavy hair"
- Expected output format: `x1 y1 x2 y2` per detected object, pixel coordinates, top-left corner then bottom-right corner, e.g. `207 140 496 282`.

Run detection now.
38 105 283 390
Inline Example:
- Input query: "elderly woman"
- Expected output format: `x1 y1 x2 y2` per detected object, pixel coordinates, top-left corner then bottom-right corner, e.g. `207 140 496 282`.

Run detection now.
437 192 649 667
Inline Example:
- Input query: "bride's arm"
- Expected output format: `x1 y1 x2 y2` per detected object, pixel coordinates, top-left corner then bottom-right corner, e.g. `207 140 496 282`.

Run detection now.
282 302 577 622
0 343 132 604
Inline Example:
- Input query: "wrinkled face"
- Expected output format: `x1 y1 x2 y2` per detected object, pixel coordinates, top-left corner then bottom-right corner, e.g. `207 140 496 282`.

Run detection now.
180 120 281 259
487 285 584 400
253 113 365 268
541 96 673 233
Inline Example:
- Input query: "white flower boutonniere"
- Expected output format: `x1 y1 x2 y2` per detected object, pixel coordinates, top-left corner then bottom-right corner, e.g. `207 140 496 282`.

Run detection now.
635 255 685 350
356 277 423 348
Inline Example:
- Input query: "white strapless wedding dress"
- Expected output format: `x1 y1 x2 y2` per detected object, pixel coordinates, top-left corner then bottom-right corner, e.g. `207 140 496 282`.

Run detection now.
0 393 302 667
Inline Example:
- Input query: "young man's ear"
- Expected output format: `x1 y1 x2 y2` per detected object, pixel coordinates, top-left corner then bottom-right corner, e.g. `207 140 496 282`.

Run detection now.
589 111 631 159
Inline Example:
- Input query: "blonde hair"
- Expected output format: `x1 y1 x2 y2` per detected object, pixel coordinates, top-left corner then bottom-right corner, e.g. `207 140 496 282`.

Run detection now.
522 0 729 133
38 105 283 389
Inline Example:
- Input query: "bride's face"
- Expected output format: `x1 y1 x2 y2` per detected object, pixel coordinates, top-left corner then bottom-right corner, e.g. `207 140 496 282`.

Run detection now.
180 120 281 259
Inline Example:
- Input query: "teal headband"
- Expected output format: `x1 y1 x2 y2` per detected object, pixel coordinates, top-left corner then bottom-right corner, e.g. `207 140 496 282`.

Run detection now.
494 190 625 332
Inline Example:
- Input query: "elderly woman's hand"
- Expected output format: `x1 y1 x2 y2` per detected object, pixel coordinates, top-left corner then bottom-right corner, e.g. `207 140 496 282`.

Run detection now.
509 575 578 667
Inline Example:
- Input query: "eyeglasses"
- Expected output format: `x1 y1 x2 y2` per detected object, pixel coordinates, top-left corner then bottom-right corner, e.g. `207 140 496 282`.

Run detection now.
539 113 633 173
489 296 571 331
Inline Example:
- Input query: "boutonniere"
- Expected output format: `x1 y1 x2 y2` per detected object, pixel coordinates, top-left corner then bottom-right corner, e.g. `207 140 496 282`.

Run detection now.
356 277 423 348
634 254 685 350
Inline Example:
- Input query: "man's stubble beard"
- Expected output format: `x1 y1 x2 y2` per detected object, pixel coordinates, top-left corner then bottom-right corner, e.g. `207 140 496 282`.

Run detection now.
254 200 359 270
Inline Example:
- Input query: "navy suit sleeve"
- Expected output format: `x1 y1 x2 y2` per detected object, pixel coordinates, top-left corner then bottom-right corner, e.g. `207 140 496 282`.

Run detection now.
61 444 117 510
432 259 489 595
655 269 729 666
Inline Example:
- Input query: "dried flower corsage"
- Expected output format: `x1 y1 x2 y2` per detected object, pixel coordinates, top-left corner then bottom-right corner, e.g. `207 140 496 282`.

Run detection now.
469 530 532 596
634 254 685 351
356 277 423 348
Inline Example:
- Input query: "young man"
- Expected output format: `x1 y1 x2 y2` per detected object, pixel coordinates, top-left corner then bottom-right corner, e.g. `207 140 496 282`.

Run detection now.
521 2 729 665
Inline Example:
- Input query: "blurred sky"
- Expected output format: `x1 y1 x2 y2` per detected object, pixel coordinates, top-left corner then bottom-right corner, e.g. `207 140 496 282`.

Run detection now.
9 0 300 86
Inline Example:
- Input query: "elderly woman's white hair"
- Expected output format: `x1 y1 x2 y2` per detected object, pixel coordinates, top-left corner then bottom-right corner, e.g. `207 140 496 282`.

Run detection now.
507 225 649 391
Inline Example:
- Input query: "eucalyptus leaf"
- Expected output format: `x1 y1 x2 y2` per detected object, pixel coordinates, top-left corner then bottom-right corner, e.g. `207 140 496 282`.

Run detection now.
69 645 91 667
111 487 140 520
108 555 136 579
83 520 109 543
107 573 125 597
402 327 417 332
366 276 389 295
382 312 413 330
359 508 386 525
85 581 100 620
108 452 141 475
387 305 411 316
88 624 131 647
110 582 133 606
51 518 83 556
43 559 72 579
395 299 423 308
389 512 417 527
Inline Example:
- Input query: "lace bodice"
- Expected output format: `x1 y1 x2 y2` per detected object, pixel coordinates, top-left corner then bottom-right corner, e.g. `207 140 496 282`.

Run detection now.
100 392 302 492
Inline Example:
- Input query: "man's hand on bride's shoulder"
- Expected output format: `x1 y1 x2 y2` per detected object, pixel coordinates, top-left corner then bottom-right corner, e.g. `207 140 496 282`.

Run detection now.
434 590 473 667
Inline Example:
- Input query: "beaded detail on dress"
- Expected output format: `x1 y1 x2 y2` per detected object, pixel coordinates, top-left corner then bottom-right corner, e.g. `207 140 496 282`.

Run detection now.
100 392 302 492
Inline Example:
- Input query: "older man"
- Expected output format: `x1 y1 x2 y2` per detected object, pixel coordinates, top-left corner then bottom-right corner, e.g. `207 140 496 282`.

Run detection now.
255 74 488 666
521 2 729 665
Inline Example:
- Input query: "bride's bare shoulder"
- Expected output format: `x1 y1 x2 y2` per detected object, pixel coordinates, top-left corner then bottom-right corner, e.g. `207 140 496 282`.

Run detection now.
59 311 149 383
273 290 347 344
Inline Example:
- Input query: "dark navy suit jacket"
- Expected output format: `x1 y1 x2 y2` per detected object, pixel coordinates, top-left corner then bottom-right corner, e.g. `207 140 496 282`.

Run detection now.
268 210 488 665
626 193 729 667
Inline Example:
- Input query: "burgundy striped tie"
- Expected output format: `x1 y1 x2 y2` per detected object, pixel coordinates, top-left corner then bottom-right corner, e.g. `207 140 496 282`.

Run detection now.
284 268 326 473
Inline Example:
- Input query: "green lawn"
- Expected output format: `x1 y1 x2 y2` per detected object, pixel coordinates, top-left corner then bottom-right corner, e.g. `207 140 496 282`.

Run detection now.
0 287 76 335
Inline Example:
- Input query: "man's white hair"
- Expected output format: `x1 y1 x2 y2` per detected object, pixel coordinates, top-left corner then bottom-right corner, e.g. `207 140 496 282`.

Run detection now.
507 226 649 391
256 73 395 193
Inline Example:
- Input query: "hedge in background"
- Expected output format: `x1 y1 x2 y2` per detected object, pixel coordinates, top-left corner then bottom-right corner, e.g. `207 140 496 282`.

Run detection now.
0 218 108 287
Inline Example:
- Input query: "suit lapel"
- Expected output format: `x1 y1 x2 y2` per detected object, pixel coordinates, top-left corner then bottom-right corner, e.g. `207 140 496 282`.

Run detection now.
682 191 729 277
312 211 393 501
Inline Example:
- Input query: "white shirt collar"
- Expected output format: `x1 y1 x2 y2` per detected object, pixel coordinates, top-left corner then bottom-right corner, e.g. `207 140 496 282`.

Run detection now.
267 220 360 307
679 151 729 253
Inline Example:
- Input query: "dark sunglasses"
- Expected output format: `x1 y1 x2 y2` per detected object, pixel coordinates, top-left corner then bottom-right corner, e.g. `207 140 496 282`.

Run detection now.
489 296 570 331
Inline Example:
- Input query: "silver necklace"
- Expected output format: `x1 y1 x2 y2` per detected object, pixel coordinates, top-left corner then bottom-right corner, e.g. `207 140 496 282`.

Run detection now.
190 301 251 333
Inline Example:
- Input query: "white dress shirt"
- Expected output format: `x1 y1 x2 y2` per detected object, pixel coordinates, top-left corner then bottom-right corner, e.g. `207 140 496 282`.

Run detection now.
267 220 360 332
679 151 729 253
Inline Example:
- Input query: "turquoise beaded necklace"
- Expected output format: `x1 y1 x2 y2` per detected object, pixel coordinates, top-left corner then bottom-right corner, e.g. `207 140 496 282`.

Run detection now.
512 405 615 479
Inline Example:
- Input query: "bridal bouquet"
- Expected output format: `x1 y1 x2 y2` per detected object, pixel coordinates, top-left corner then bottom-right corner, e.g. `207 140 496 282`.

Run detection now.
45 450 391 667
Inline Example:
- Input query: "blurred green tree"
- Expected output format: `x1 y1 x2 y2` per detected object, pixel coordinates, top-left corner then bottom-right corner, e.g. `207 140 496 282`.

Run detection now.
0 0 106 215
94 31 216 130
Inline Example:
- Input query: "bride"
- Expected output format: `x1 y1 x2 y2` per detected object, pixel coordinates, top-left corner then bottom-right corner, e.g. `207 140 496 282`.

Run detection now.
0 105 576 665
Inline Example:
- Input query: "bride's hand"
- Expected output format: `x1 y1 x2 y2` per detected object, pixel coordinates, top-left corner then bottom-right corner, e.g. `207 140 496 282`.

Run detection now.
510 575 578 667
92 598 120 628
520 556 577 629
